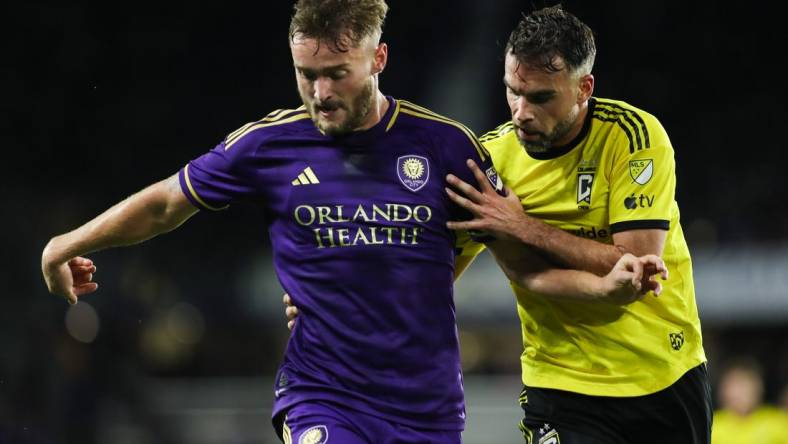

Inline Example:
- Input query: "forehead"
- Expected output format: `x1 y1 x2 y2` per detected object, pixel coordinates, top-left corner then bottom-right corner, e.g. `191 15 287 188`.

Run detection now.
290 35 371 68
504 52 569 90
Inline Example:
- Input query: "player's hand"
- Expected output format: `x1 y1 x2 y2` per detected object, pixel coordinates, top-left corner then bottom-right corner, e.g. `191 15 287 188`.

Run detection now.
42 256 98 305
445 159 525 241
600 254 668 305
283 293 299 331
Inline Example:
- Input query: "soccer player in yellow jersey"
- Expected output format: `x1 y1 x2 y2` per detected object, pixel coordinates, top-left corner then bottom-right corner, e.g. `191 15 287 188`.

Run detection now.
712 358 788 444
446 5 712 443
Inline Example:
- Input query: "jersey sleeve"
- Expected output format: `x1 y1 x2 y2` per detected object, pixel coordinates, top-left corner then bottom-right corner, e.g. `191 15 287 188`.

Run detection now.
608 115 675 233
442 126 502 259
178 133 262 211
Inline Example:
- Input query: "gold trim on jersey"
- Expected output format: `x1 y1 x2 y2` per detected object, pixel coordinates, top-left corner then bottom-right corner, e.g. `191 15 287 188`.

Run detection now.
227 108 285 141
385 99 401 132
282 415 292 444
226 106 306 143
479 121 514 142
224 109 310 151
183 164 229 211
398 100 489 161
593 99 651 153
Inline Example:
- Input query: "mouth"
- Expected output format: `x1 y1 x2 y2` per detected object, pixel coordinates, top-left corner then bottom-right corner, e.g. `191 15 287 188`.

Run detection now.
314 103 343 119
516 126 542 141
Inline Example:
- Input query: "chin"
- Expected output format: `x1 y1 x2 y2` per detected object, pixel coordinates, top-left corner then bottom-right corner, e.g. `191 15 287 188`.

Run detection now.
318 122 351 137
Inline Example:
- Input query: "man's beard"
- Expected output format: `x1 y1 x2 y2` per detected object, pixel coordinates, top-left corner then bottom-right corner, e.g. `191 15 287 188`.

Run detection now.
306 80 374 137
517 107 578 153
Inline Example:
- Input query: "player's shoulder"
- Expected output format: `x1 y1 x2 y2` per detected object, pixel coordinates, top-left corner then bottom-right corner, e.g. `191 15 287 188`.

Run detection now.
222 106 312 151
479 121 516 146
591 97 668 155
395 99 478 140
394 99 490 159
479 121 519 159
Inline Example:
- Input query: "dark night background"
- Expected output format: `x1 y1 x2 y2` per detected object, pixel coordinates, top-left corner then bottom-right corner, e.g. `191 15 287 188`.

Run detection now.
2 1 787 443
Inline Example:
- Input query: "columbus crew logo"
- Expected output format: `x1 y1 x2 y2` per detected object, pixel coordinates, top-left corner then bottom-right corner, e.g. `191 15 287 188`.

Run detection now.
669 331 685 351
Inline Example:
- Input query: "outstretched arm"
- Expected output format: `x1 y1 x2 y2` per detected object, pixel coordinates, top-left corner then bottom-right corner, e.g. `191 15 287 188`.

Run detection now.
42 174 198 304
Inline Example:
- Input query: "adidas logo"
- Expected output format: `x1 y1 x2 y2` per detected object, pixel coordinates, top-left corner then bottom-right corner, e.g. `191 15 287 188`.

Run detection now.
291 167 320 186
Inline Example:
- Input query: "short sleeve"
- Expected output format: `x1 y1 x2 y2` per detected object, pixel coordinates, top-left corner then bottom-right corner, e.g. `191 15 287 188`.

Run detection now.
608 117 675 233
442 125 503 256
178 136 261 211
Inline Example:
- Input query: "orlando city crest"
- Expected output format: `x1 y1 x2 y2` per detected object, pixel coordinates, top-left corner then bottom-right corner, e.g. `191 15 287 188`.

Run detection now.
299 425 328 444
397 155 429 192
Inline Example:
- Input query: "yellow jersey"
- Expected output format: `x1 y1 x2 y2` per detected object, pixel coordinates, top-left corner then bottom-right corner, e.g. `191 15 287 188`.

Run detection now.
479 97 706 396
712 407 788 444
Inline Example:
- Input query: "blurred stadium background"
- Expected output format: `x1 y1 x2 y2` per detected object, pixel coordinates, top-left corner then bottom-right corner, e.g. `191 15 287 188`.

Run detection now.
3 1 787 443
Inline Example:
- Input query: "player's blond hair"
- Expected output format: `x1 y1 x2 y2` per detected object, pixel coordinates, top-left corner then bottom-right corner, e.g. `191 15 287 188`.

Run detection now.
289 0 388 52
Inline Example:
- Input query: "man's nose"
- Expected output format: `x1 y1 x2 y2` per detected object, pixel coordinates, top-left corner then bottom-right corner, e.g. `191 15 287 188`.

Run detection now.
313 77 333 102
513 98 534 123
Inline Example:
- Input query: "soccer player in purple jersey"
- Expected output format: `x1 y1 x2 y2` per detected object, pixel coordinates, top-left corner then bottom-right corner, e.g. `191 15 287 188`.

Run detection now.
41 1 667 443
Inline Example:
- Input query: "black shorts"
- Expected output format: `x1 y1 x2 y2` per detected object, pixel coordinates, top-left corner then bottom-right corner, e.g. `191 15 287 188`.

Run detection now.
518 364 712 444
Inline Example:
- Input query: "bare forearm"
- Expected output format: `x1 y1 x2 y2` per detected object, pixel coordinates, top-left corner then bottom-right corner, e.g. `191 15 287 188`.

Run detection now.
487 241 659 305
509 218 624 276
514 267 606 301
43 175 196 263
488 242 604 301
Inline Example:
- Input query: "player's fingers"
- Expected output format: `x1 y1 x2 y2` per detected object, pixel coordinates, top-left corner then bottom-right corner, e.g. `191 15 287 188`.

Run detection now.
641 255 668 280
643 278 663 296
640 254 665 271
283 293 291 306
73 273 94 285
73 282 98 297
446 220 483 231
445 175 485 204
70 264 96 274
287 320 295 331
465 159 494 193
65 291 78 305
68 257 93 267
286 306 299 320
445 187 481 213
628 259 643 291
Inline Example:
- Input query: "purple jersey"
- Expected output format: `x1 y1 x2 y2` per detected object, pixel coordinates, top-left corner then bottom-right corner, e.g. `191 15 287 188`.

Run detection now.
179 97 499 430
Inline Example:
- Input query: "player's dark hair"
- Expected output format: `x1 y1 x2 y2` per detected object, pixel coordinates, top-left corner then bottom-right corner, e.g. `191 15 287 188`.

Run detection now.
289 0 388 52
506 5 596 75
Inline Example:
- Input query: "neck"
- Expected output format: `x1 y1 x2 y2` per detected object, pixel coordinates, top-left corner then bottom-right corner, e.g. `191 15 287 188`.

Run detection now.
356 90 389 131
554 99 589 148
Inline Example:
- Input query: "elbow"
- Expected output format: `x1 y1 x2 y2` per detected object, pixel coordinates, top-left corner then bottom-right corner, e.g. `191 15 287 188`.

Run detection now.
500 265 537 291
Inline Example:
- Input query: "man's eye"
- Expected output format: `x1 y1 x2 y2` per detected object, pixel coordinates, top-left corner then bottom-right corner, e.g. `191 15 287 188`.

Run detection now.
330 70 348 80
528 95 552 104
299 70 317 81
